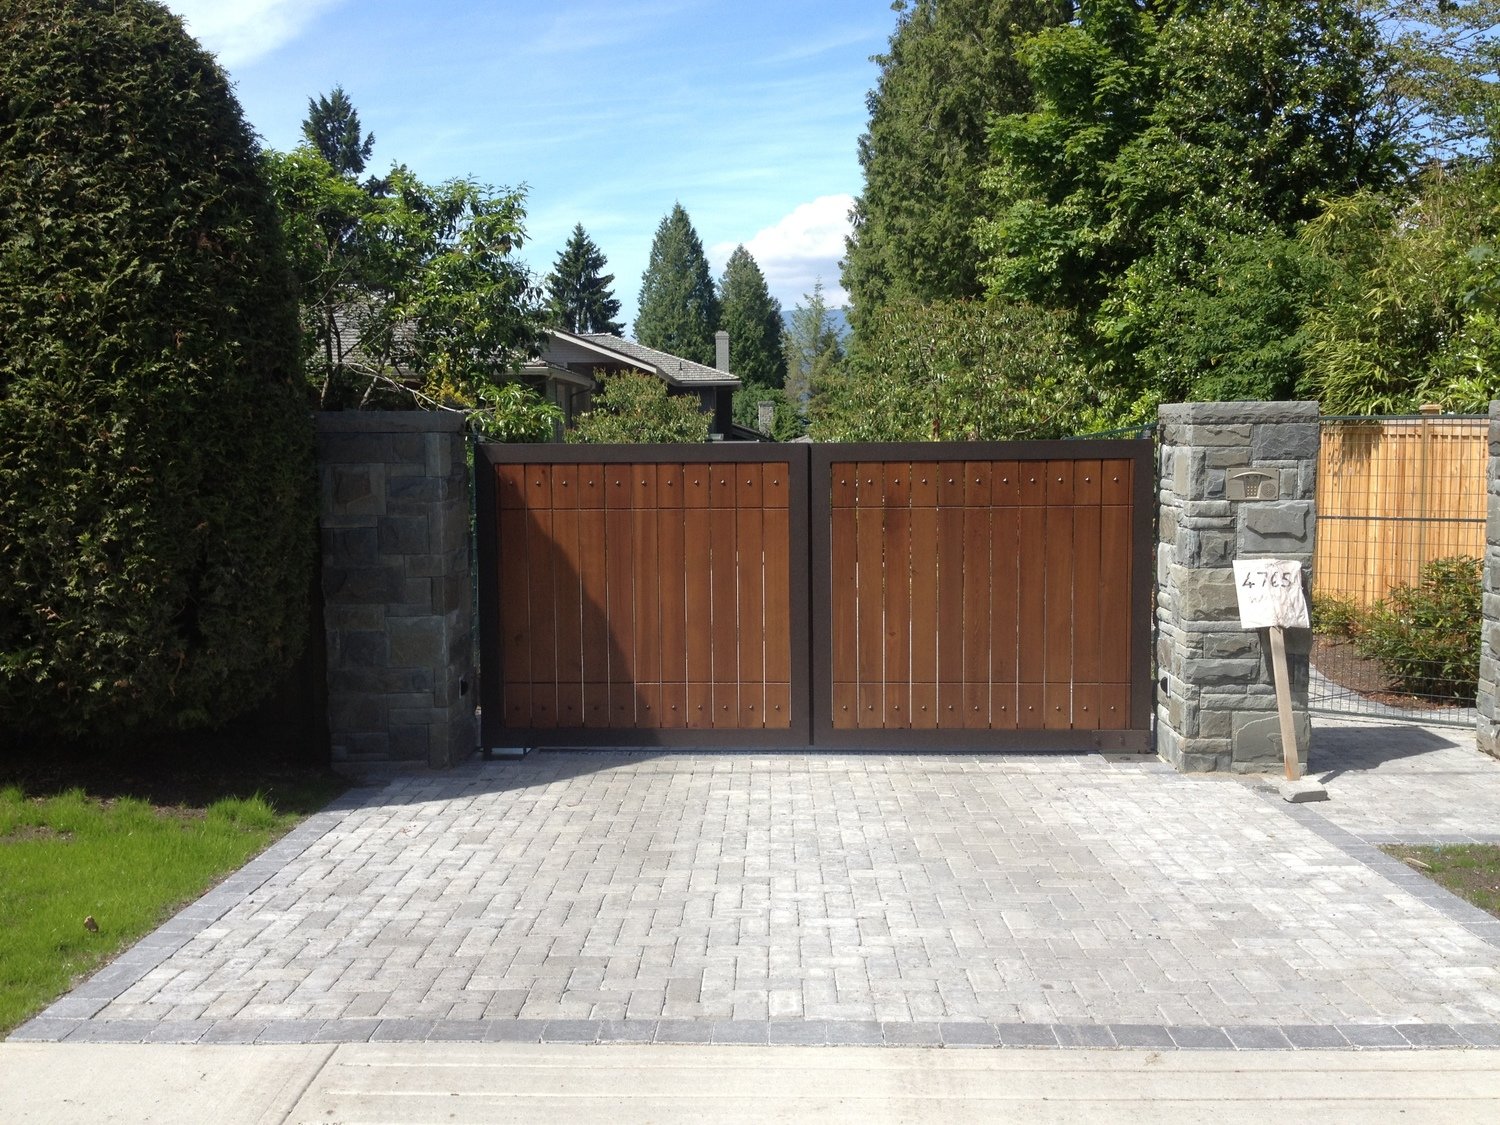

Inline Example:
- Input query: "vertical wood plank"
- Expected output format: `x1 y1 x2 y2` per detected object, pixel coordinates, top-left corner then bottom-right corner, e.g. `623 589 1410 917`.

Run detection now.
737 503 765 728
709 504 738 722
605 501 636 705
683 501 711 683
551 505 582 688
882 463 911 729
988 502 1019 727
961 489 990 722
1043 502 1074 705
526 506 557 689
498 509 529 688
634 501 661 707
936 498 965 728
577 505 609 703
856 492 884 726
1072 505 1103 689
1099 503 1133 692
830 501 858 724
1017 504 1047 723
763 505 791 687
496 463 527 508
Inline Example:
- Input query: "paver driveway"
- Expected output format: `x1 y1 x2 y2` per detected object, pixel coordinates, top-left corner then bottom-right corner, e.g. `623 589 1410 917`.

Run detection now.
14 724 1500 1048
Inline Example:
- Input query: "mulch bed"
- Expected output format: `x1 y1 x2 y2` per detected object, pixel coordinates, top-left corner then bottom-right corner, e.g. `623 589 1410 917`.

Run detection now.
1311 635 1469 712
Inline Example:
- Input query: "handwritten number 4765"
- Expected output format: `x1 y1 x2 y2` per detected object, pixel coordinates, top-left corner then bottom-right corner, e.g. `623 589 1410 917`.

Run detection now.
1241 570 1295 589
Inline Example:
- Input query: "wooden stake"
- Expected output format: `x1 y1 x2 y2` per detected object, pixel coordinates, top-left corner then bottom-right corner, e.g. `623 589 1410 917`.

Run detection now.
1268 625 1299 781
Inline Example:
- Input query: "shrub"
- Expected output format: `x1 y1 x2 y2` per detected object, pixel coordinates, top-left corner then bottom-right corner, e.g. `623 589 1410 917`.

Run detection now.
0 0 314 740
566 371 710 443
1311 592 1364 639
1355 556 1482 702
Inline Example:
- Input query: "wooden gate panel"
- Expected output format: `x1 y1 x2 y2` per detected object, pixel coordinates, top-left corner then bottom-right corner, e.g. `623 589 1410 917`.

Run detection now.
810 442 1152 751
479 445 810 748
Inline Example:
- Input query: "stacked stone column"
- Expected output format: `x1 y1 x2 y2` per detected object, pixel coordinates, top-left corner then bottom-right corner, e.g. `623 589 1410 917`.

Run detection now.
315 412 475 768
1156 402 1318 772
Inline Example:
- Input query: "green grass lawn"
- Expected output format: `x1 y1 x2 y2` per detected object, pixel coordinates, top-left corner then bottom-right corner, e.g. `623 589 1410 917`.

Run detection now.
1382 844 1500 920
0 746 345 1035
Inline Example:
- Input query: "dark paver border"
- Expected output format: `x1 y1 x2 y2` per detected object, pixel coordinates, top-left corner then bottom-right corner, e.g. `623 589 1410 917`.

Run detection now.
14 1016 1500 1049
1260 788 1500 950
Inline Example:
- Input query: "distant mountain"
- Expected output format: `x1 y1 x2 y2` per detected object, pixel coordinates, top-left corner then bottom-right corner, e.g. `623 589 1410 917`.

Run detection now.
780 306 850 340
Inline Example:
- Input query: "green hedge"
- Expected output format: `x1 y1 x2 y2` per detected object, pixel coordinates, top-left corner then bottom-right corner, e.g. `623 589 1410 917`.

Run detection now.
0 0 315 739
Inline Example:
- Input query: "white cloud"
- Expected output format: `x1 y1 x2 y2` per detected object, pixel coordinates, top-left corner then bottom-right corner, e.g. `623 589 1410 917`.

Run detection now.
721 194 854 309
164 1 347 68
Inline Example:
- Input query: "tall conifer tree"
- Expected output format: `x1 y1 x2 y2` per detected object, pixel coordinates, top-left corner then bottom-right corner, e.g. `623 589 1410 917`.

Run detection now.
718 246 785 386
546 224 624 335
842 1 1071 334
634 203 719 365
301 85 374 177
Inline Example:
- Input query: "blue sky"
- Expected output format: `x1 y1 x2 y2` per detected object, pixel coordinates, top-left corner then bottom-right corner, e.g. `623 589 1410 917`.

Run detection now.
163 1 891 330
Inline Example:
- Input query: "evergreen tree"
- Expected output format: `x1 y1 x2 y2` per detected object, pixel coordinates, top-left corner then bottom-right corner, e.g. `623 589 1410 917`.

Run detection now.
782 280 845 405
718 246 786 386
842 0 1072 335
545 224 624 335
634 203 720 365
302 84 374 177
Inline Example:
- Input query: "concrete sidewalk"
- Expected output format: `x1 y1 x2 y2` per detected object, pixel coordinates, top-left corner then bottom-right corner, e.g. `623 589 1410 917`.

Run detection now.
3 1042 1500 1124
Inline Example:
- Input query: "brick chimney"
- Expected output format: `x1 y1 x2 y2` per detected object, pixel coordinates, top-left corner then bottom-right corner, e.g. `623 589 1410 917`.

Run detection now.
715 330 730 373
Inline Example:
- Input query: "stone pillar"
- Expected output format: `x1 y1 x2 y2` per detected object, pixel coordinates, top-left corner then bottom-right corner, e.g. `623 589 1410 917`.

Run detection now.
1156 402 1318 772
1477 402 1500 760
315 411 475 768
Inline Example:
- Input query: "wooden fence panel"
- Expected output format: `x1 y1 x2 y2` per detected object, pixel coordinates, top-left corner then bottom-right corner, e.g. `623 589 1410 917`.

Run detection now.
1315 417 1487 608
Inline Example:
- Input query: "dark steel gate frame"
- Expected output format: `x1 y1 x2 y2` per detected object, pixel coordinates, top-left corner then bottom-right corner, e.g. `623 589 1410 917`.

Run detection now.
477 439 1154 752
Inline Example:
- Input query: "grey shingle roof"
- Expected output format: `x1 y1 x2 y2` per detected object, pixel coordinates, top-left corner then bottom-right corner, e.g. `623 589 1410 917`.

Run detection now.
576 333 740 387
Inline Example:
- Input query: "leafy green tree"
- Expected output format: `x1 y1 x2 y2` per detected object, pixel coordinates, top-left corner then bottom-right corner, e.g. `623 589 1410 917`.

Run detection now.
266 152 550 426
1374 1 1500 161
842 0 1072 335
546 223 624 335
810 299 1092 441
1299 168 1500 414
566 371 710 443
0 0 314 739
719 246 786 386
978 0 1405 421
782 280 845 405
634 204 720 365
302 84 375 177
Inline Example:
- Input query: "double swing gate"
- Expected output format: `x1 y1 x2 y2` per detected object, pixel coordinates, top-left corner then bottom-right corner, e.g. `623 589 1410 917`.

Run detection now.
477 441 1153 752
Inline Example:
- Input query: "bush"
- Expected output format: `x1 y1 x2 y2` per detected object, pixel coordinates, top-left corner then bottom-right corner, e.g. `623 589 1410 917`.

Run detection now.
0 0 315 739
1311 592 1364 639
1355 556 1482 702
566 370 710 443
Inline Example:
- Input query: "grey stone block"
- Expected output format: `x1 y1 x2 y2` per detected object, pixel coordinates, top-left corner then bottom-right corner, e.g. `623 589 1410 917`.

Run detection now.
1173 568 1240 622
1240 501 1313 552
377 515 429 555
1232 710 1311 767
1253 423 1319 461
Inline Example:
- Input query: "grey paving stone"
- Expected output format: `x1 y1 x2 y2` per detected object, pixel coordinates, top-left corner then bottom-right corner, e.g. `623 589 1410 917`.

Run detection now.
1281 1025 1351 1049
596 1019 657 1044
1396 1023 1467 1047
1108 1024 1175 1049
540 1020 598 1044
426 1020 489 1050
1336 1024 1410 1047
825 1020 883 1046
1053 1025 1117 1048
370 1018 435 1042
1168 1026 1235 1050
255 1020 327 1044
1225 1026 1294 1050
767 1021 829 1046
882 1022 943 1047
712 1020 769 1045
139 1020 213 1044
1457 1024 1500 1046
311 1019 381 1043
7 1019 79 1043
62 1020 155 1043
653 1020 713 1044
997 1023 1060 1047
484 1020 546 1043
198 1021 266 1045
939 1022 998 1047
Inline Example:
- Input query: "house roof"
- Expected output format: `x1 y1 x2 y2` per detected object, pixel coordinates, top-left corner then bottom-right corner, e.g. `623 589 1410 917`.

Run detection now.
549 330 740 388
